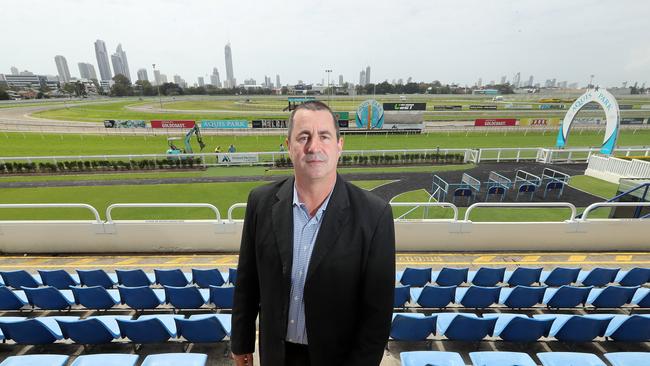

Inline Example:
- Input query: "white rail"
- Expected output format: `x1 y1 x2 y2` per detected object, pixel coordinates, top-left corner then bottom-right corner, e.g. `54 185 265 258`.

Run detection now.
389 202 459 221
464 202 577 221
227 203 248 222
105 203 221 223
0 203 102 223
580 202 650 221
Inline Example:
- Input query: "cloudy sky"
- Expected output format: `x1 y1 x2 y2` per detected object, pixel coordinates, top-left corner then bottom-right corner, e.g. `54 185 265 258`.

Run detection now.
2 0 649 87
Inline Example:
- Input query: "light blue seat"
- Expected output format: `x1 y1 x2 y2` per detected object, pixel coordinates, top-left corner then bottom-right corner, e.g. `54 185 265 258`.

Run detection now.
394 285 410 308
118 285 165 310
400 351 464 366
432 267 468 286
399 267 432 287
600 314 650 341
389 313 436 341
437 313 496 341
176 314 231 343
38 270 80 290
0 270 42 289
537 352 606 366
499 286 546 308
542 285 591 308
533 314 612 342
631 287 650 308
483 314 553 342
70 285 120 310
615 267 650 286
76 269 118 289
0 287 28 310
0 355 69 366
57 315 131 344
70 354 139 366
467 267 505 286
604 352 650 366
540 267 580 286
140 353 208 366
410 285 455 308
585 286 638 308
0 316 78 344
117 314 184 344
154 269 191 287
22 286 75 310
503 267 542 286
455 286 500 308
209 285 235 309
116 269 155 287
577 267 620 287
470 351 536 366
191 268 226 288
164 286 209 309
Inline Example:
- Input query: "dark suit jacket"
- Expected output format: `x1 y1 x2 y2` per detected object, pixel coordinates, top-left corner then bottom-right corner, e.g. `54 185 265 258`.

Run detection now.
231 175 395 366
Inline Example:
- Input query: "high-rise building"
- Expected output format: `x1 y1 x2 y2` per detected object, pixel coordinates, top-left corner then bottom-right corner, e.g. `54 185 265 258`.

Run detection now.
527 75 534 87
365 66 371 85
137 68 148 82
197 76 205 87
173 75 182 85
477 78 482 87
276 74 281 88
94 39 112 81
359 70 366 86
111 54 125 79
210 68 221 88
78 63 97 80
500 75 507 84
338 74 343 86
154 70 161 85
513 72 521 88
113 44 131 81
160 74 168 83
224 42 235 88
54 55 71 83
10 66 19 75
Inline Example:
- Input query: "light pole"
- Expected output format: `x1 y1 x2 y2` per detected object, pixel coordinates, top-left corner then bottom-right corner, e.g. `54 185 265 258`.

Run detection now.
325 69 332 106
153 63 162 109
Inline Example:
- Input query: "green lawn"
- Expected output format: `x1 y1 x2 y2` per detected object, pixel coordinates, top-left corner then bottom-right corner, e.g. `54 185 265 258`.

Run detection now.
569 175 619 199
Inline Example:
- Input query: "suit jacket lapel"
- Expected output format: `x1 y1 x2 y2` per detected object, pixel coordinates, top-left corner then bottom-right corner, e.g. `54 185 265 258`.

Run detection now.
272 177 294 281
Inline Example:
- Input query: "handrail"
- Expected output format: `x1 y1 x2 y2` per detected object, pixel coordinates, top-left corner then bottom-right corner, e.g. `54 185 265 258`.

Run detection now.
604 183 650 203
389 202 459 221
0 203 102 223
227 203 247 221
580 202 650 221
464 202 577 221
105 203 221 223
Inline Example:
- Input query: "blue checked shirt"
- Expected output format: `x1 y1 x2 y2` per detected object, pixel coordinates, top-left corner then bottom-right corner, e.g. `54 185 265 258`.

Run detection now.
285 184 333 345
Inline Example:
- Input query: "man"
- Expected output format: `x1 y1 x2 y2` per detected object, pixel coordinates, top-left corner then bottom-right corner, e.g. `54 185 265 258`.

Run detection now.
232 101 395 366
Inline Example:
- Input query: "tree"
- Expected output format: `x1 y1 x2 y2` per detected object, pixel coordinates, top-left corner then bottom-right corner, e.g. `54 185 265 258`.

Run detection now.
110 74 134 96
134 80 156 96
61 83 75 96
159 82 183 96
0 88 10 100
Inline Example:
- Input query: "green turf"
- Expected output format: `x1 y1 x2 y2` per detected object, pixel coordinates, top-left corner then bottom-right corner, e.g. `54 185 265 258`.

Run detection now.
569 175 619 199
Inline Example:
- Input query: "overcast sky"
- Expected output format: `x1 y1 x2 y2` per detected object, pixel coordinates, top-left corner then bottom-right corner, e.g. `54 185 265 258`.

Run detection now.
2 0 649 87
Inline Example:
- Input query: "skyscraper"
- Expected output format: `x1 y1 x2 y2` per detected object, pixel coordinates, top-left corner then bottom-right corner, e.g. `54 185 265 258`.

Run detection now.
154 69 161 85
111 54 125 79
94 39 112 81
527 75 534 87
137 68 148 82
160 74 168 83
10 66 19 75
54 55 71 83
500 75 507 84
173 75 182 85
513 72 521 88
365 66 371 85
114 44 131 81
338 74 343 86
210 68 221 88
198 77 205 87
359 70 366 86
224 42 235 88
78 63 97 80
276 74 281 88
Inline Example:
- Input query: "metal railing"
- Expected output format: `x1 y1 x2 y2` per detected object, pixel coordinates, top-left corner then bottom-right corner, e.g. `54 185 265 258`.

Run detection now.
464 202 578 221
389 202 459 221
105 203 221 223
580 202 650 221
0 203 102 223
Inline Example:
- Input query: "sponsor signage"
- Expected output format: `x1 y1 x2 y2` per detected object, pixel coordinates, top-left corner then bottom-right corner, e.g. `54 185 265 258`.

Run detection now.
252 119 287 128
333 111 349 121
621 118 645 125
201 120 248 129
504 104 533 109
469 105 497 110
382 123 424 130
382 103 426 111
619 105 633 110
520 118 561 127
539 104 565 110
433 105 462 111
474 118 517 127
355 99 384 129
216 153 259 164
151 120 195 128
104 120 146 128
641 105 650 110
573 117 603 125
338 120 349 128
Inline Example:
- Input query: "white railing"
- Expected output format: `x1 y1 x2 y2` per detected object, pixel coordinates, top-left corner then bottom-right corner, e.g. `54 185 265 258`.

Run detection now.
580 202 650 220
389 202 459 221
463 202 578 221
105 203 222 223
585 155 650 183
0 203 102 223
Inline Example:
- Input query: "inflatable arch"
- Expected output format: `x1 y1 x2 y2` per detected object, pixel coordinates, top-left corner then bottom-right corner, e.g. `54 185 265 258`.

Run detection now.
556 88 620 155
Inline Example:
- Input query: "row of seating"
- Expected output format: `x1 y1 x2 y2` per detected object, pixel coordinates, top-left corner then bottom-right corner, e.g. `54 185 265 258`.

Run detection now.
0 285 234 311
0 353 208 366
0 269 237 290
400 351 646 366
389 312 650 342
394 285 650 309
397 267 650 287
0 314 231 346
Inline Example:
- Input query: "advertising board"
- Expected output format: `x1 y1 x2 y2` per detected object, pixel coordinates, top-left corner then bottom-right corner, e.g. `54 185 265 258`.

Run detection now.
474 118 517 126
150 120 195 128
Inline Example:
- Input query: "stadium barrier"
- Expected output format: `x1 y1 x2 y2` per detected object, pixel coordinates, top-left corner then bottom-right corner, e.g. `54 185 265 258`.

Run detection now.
585 155 650 183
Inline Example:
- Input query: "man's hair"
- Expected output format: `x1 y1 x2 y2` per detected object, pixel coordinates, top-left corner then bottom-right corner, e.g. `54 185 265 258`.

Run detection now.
287 101 340 140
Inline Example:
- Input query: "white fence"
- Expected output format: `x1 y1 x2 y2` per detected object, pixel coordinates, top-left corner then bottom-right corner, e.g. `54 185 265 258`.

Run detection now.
585 155 650 183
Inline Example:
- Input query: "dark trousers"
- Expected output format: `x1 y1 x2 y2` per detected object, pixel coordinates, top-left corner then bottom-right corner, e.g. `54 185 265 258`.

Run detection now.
285 342 310 366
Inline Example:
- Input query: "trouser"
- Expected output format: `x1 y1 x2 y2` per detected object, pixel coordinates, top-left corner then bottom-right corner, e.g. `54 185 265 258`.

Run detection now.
285 342 311 366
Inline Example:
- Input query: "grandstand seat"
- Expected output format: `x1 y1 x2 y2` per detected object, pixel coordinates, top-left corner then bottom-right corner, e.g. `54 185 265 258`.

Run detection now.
469 351 536 366
483 314 553 342
389 313 436 342
455 286 500 308
467 267 505 286
70 285 120 310
631 287 650 308
140 353 208 366
22 286 75 310
400 351 465 366
542 285 592 308
533 314 612 342
191 268 226 288
537 352 606 366
116 269 155 287
399 267 432 287
228 268 237 285
0 355 69 366
0 287 28 310
604 352 650 366
540 267 580 286
57 315 131 344
175 314 231 343
154 269 191 287
209 285 235 309
164 285 209 309
117 286 165 310
0 270 41 289
70 354 139 366
117 314 184 344
410 285 455 308
615 267 650 286
76 269 118 289
0 316 78 344
599 314 650 342
38 270 80 289
498 285 546 308
437 313 497 341
503 267 542 286
577 267 620 287
0 317 26 340
394 285 410 308
585 286 638 308
432 267 468 286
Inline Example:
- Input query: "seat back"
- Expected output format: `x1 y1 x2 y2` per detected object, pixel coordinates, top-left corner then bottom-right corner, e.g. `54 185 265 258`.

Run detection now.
390 314 436 341
507 267 542 286
164 286 205 309
38 270 77 290
116 269 152 287
546 286 591 308
57 318 115 344
436 267 468 286
471 267 505 287
400 268 432 287
554 316 611 342
0 319 59 344
0 270 39 289
619 267 650 286
191 269 225 288
118 286 162 310
499 317 553 342
581 267 619 287
394 285 410 308
444 316 497 341
70 286 117 309
77 269 115 289
154 269 188 287
228 268 238 285
459 286 500 309
209 285 235 309
590 286 638 308
0 286 26 310
117 318 172 343
504 286 546 308
176 316 228 343
416 285 455 308
23 286 71 310
609 315 650 341
543 267 580 286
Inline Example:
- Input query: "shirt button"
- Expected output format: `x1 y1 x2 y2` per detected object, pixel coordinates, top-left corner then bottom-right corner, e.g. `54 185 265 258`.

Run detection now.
290 319 295 324
303 246 307 250
289 338 293 342
294 296 299 301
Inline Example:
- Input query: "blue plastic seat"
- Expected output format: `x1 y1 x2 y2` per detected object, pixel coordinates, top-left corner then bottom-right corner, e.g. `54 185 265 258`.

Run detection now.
601 314 650 341
176 314 231 343
0 355 69 366
76 269 118 289
455 286 500 308
116 269 155 287
389 313 436 341
432 267 468 286
503 267 542 286
399 267 432 287
22 286 75 310
469 351 536 366
585 286 638 308
70 354 139 366
191 268 226 288
58 315 131 344
540 267 580 286
70 285 120 310
400 351 464 366
410 285 455 308
209 285 235 309
154 269 191 287
117 314 184 344
164 286 208 309
604 352 650 366
0 317 26 341
577 267 620 287
0 316 78 344
0 287 28 310
38 270 80 289
394 285 410 308
228 268 237 285
631 288 650 308
118 286 165 310
437 313 497 341
537 352 606 366
0 270 41 289
140 353 208 366
542 285 592 308
533 314 612 342
615 267 650 286
467 267 505 286
499 286 546 308
483 314 553 342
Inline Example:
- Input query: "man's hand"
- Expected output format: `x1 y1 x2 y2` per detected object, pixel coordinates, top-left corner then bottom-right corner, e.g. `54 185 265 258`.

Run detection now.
232 353 254 366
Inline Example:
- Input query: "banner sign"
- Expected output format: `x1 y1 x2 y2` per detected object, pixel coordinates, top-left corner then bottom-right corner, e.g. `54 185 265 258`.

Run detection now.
216 153 259 164
539 104 565 110
519 118 561 127
334 111 349 121
573 117 603 124
504 104 533 109
382 123 424 130
355 99 384 129
474 118 517 127
252 119 287 128
469 105 497 110
619 105 633 110
433 105 462 110
151 120 195 128
201 120 248 129
104 120 146 128
621 118 645 125
338 120 349 128
382 103 426 111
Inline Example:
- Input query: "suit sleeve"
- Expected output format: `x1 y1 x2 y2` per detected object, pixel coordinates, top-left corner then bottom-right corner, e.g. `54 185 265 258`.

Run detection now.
231 191 260 355
343 202 395 366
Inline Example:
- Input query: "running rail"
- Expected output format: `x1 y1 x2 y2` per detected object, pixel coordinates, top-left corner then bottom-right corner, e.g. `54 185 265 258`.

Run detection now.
580 202 650 221
0 203 102 223
105 203 221 223
389 202 459 221
227 203 247 222
464 202 577 221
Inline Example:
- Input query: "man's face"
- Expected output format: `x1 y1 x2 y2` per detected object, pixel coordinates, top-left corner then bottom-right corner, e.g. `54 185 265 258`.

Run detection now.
286 109 343 182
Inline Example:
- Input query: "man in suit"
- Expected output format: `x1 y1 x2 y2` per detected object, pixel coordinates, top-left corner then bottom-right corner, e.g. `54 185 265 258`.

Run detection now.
232 101 395 366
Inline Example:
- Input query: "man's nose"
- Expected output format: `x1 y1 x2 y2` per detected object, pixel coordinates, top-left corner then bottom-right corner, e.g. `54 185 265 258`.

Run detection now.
305 137 321 152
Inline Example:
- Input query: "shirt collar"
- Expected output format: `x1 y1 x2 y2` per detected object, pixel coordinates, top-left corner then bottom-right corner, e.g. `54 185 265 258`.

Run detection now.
292 180 335 221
